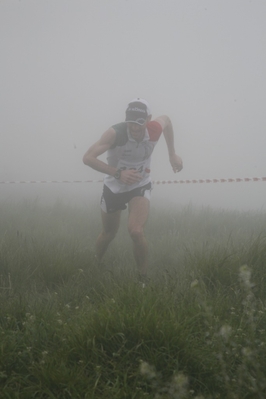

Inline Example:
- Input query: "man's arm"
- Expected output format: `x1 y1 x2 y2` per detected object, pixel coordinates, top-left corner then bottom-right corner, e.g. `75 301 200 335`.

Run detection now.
83 128 143 184
154 115 183 173
83 128 118 177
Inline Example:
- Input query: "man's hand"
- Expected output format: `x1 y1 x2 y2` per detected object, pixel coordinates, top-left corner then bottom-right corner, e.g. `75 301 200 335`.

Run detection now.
169 154 183 173
119 169 143 185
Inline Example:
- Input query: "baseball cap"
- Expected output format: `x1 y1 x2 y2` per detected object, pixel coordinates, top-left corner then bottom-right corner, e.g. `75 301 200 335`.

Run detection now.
125 98 152 125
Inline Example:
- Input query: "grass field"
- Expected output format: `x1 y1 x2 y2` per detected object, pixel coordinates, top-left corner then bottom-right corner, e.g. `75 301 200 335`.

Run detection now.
0 200 266 398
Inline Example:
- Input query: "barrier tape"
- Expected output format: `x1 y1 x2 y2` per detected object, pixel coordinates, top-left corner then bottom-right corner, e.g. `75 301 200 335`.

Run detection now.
0 177 266 184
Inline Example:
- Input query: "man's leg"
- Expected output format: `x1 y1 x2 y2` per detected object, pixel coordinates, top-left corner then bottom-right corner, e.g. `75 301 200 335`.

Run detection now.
128 196 150 277
95 209 122 262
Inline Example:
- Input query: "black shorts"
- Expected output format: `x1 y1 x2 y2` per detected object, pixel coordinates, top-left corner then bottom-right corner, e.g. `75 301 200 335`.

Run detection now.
100 182 152 213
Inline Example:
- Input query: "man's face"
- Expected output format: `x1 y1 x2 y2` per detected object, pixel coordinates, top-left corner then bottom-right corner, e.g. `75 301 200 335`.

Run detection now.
127 120 148 142
127 122 146 141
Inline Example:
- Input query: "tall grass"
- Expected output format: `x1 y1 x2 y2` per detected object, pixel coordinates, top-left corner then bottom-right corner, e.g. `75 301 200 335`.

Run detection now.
0 200 266 398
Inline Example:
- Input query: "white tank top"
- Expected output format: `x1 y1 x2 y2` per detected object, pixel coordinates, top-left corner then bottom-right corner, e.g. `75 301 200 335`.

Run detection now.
104 121 163 193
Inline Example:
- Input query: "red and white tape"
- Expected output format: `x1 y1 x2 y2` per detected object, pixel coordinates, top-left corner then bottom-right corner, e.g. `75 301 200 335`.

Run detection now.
0 177 266 184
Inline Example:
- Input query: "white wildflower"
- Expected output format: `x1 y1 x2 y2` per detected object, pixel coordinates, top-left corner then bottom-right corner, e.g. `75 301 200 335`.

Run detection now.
242 347 253 358
191 279 199 289
140 361 156 379
219 324 232 340
239 265 254 289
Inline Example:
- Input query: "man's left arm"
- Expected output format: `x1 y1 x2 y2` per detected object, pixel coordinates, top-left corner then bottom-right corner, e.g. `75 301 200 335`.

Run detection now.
154 115 183 173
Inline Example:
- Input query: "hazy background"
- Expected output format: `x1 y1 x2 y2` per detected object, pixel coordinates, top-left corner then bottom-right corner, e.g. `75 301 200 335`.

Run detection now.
1 0 266 211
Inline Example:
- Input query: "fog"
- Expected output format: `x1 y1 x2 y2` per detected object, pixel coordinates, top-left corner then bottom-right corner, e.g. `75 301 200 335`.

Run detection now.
1 0 266 211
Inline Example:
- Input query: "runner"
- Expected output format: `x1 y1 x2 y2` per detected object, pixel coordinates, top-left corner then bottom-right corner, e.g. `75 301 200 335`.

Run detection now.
83 98 183 283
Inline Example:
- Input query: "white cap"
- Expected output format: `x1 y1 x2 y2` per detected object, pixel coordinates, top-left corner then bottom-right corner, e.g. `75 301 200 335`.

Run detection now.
128 98 152 116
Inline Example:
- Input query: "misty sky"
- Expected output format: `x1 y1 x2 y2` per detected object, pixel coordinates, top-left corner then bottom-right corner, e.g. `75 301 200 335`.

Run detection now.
1 0 266 210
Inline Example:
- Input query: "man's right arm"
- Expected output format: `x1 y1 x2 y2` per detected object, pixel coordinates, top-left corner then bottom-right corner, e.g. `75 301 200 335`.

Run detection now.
83 128 118 177
83 127 143 184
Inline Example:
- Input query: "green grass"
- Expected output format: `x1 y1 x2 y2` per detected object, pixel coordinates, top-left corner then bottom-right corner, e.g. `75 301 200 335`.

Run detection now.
0 200 266 398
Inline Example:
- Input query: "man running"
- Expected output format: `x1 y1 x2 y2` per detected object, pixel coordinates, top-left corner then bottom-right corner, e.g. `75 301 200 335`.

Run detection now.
83 98 183 282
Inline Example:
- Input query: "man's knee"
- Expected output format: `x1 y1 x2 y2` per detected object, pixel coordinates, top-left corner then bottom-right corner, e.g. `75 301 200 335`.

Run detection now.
100 209 121 242
102 230 117 242
128 225 144 242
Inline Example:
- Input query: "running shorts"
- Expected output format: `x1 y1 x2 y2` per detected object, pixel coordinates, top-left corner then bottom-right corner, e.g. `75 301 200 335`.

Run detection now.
100 182 152 213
